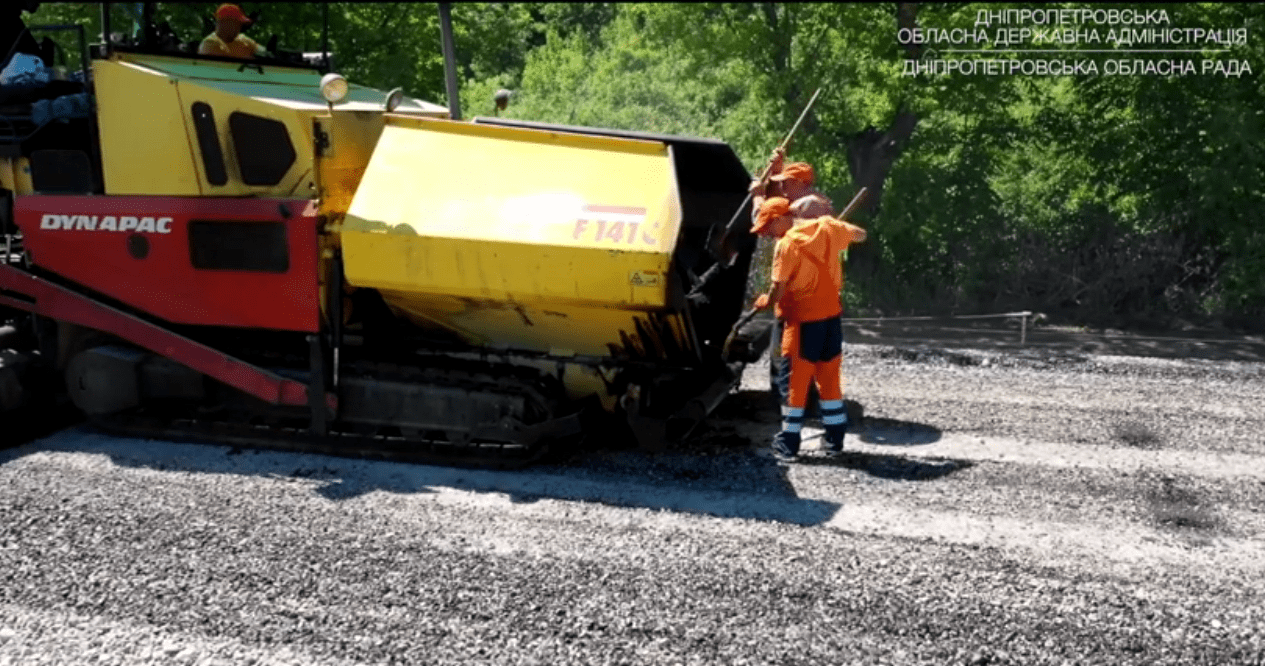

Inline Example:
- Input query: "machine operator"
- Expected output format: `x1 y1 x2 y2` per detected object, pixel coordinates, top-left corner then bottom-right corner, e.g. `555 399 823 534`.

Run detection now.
198 4 267 60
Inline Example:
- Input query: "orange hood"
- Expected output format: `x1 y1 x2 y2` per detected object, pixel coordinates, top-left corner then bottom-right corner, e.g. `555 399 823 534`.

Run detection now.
784 215 842 263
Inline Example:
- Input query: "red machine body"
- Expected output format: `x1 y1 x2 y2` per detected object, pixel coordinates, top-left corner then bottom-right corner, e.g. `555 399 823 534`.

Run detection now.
14 195 321 333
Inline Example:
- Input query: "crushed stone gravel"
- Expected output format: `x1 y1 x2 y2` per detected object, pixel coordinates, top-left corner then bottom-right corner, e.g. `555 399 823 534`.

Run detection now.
2 337 1264 665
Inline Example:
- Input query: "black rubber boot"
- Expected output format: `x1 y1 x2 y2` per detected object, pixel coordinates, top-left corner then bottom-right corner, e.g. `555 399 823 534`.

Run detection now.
772 431 801 462
823 423 848 457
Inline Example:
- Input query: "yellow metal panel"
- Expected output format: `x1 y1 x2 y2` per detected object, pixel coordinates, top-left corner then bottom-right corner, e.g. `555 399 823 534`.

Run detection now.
315 112 386 218
0 158 33 195
172 79 317 198
94 57 321 197
378 290 689 361
340 117 688 359
93 60 203 195
344 117 681 253
346 235 670 309
342 118 681 297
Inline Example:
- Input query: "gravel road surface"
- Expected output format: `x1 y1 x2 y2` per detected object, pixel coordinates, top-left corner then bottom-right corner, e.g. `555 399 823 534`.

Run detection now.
2 325 1264 665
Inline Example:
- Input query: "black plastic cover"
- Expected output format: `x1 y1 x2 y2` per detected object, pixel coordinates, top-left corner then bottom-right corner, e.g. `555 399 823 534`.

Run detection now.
30 149 95 193
228 111 296 186
188 221 289 273
191 102 228 186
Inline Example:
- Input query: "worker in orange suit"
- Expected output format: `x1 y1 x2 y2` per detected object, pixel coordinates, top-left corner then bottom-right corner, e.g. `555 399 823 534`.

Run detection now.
749 149 834 407
199 4 266 60
752 197 867 462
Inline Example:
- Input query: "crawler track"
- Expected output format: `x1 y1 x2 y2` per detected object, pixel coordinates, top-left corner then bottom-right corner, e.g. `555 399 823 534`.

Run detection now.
85 355 584 469
88 410 553 469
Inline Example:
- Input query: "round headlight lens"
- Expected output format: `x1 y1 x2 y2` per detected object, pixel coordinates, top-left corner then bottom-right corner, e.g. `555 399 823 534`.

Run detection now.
320 73 349 104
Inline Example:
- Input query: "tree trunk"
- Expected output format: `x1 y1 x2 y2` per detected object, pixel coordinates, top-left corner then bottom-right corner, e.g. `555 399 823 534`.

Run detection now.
846 2 922 217
846 108 918 216
843 3 922 295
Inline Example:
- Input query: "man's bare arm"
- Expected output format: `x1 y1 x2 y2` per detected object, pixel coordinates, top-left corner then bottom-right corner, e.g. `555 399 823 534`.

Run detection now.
755 280 788 311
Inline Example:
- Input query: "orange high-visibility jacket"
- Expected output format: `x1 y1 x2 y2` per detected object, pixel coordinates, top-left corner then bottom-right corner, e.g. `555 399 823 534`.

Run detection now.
771 215 867 323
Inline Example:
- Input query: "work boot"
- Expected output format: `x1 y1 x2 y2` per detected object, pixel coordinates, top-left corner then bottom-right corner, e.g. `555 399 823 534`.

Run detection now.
822 423 847 458
772 431 801 462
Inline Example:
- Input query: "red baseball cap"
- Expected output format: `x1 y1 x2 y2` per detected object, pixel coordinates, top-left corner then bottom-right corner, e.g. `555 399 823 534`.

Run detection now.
216 4 251 24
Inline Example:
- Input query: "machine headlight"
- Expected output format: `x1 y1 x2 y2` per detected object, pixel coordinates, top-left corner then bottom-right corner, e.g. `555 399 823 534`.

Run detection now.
385 87 405 112
320 73 349 104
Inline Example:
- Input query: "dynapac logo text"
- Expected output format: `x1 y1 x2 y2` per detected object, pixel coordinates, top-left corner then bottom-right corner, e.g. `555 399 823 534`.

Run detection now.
40 214 174 234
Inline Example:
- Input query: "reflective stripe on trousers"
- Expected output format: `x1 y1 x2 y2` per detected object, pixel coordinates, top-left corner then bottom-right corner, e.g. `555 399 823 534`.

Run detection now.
781 405 805 434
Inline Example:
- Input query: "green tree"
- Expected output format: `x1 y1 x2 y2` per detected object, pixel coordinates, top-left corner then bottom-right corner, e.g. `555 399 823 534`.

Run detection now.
17 2 1265 321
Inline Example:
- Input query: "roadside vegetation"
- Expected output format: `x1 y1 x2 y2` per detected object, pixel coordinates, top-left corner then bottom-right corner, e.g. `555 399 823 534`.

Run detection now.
30 2 1265 329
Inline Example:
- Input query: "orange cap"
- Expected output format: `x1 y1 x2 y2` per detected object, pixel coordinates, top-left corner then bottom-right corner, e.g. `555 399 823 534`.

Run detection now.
215 4 251 24
770 162 814 186
752 197 791 235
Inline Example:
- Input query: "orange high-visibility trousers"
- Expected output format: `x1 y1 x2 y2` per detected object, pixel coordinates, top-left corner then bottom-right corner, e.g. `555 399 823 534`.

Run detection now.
780 319 844 409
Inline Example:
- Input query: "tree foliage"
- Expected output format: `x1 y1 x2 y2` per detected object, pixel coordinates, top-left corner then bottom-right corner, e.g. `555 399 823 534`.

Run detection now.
20 2 1265 324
